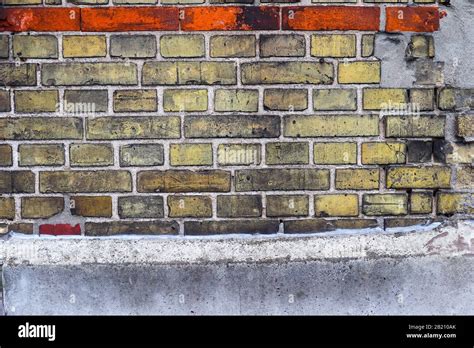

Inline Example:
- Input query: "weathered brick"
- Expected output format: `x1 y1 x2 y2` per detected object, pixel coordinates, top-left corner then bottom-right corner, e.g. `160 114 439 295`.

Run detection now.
385 116 445 138
313 89 357 111
118 196 164 218
284 115 379 137
70 144 114 167
260 35 305 57
2 0 43 4
0 64 37 86
335 169 379 190
407 141 432 163
168 195 212 218
113 0 157 4
315 194 358 217
406 35 435 59
384 218 437 230
313 142 357 164
5 223 34 234
361 34 375 57
63 35 106 58
437 193 474 215
410 88 435 111
217 195 261 217
14 90 59 113
170 143 213 166
438 88 474 111
19 144 64 166
386 7 439 33
40 171 132 193
184 115 280 138
163 89 208 112
338 61 380 84
435 142 474 165
263 89 308 111
214 89 258 112
361 142 406 165
184 220 279 235
0 36 9 59
137 170 231 193
113 90 157 113
0 171 35 193
457 115 474 138
456 166 474 190
266 195 309 217
142 62 236 85
210 35 256 58
120 144 164 167
311 34 356 57
242 62 333 84
266 142 309 165
0 145 13 167
410 192 432 214
387 167 451 189
13 35 58 59
362 194 408 216
64 90 108 114
86 221 178 236
0 90 10 112
284 219 378 234
235 169 329 191
162 0 203 3
87 117 180 140
0 118 82 140
21 197 64 219
110 35 157 58
1 8 81 32
0 197 15 220
42 63 137 86
71 196 112 218
363 88 408 110
160 35 205 58
217 144 261 166
68 0 108 4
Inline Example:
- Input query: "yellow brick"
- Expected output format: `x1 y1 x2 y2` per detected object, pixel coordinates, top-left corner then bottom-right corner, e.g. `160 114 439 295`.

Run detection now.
314 194 358 217
163 89 208 112
214 89 258 112
15 90 59 113
63 36 106 58
19 144 64 166
210 35 256 58
160 35 205 58
0 197 15 220
387 167 451 189
338 61 380 84
456 166 474 189
168 195 212 217
410 193 432 214
363 88 408 110
314 143 357 164
363 194 408 216
217 144 261 166
311 34 356 58
13 35 57 58
437 193 474 215
70 144 114 167
285 115 379 137
336 169 379 190
170 143 213 166
386 116 445 138
361 142 406 164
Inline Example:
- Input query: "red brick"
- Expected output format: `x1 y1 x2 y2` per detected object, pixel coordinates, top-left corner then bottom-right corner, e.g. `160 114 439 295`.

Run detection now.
282 6 380 31
0 8 80 32
82 7 179 32
386 7 440 33
181 6 280 31
39 224 81 236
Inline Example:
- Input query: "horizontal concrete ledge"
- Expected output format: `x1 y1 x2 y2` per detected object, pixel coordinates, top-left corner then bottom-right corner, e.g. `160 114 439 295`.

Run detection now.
1 220 472 266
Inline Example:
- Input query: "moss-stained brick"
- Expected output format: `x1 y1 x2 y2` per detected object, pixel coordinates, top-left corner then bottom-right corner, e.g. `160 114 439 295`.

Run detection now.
14 90 59 113
217 144 261 166
168 195 212 218
362 194 408 216
210 35 256 58
361 34 375 57
438 88 474 111
313 89 357 111
0 36 8 59
0 118 82 140
457 115 474 138
170 143 213 166
214 89 258 112
266 142 309 165
13 35 58 59
63 36 106 58
0 145 12 167
336 169 379 190
314 142 357 164
86 117 180 140
284 115 379 137
242 62 333 84
311 34 356 57
21 197 64 219
410 192 432 214
387 167 451 189
70 144 114 167
456 166 474 190
160 35 205 58
437 193 474 215
110 35 157 58
363 88 408 110
410 88 434 111
266 195 309 217
385 116 445 138
0 197 15 220
263 89 308 111
85 221 178 236
137 170 231 193
71 196 112 217
40 171 132 193
406 35 434 59
235 169 329 191
361 142 406 164
64 90 108 113
0 90 10 112
184 220 279 236
120 144 164 167
163 89 208 112
185 115 280 138
315 194 359 217
260 35 305 57
284 219 378 234
118 196 164 218
113 90 157 112
338 61 380 84
19 144 64 166
0 64 37 86
0 171 35 193
217 195 262 217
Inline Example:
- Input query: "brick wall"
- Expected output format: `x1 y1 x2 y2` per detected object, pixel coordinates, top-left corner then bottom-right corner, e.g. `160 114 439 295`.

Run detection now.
0 1 472 236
